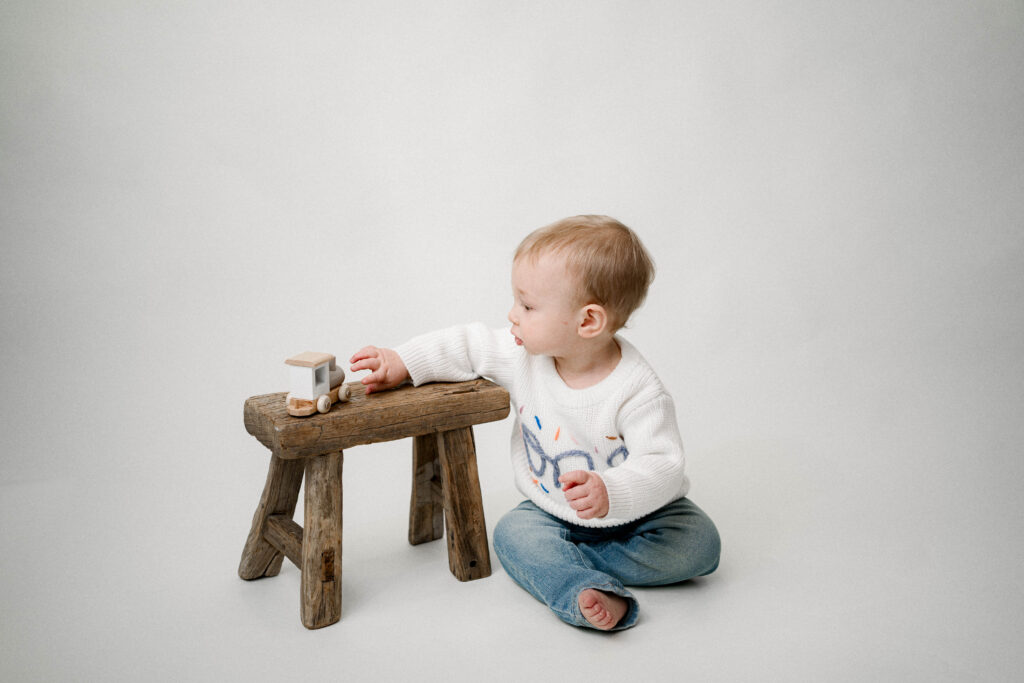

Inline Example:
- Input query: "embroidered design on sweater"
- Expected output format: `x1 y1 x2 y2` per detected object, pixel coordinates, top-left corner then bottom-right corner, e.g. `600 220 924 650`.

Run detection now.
607 445 629 467
521 424 596 490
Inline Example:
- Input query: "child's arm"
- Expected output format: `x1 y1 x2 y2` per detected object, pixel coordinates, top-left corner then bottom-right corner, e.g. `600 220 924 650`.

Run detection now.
395 323 517 388
601 393 688 521
349 346 410 394
350 324 516 393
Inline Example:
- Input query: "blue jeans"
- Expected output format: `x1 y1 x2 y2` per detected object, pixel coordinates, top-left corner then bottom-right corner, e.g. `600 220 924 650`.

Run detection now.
493 497 720 630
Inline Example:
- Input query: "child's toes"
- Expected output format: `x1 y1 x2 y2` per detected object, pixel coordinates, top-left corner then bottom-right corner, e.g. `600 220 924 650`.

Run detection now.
578 589 618 630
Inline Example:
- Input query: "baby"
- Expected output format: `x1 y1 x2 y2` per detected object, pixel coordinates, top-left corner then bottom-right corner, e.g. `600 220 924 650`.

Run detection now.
350 215 720 630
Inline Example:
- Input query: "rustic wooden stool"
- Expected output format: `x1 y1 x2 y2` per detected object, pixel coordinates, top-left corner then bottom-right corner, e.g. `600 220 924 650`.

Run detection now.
238 379 510 629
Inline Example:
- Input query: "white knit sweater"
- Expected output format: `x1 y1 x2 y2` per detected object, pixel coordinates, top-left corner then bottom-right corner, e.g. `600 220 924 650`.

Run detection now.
395 323 690 528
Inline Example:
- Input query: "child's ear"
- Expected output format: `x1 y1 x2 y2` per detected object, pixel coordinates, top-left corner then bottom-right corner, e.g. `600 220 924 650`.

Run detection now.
577 304 609 339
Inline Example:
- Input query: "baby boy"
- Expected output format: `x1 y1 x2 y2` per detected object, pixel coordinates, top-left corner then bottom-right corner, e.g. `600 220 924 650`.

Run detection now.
350 215 720 630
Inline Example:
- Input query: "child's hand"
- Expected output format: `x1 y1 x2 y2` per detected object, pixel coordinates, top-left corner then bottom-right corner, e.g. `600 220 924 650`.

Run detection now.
559 470 609 520
349 346 410 394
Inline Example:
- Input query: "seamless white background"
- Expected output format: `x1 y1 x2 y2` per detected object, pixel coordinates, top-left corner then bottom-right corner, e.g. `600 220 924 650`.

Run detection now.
2 2 1022 681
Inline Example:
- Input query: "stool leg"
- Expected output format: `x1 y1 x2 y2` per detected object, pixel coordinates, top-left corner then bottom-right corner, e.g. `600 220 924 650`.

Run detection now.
409 434 444 545
239 450 304 580
301 452 343 629
436 427 491 581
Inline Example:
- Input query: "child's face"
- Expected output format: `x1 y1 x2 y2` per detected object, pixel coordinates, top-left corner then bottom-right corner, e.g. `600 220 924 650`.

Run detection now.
508 250 583 357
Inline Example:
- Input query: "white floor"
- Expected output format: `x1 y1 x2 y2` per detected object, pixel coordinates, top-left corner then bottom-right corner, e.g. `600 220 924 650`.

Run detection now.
2 382 1021 682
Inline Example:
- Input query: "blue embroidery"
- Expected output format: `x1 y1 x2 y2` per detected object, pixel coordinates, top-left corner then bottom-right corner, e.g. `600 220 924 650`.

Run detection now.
521 425 594 489
534 415 542 430
607 445 629 467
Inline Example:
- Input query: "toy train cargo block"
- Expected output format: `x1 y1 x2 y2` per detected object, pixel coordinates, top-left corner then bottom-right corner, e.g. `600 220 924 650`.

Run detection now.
285 352 351 417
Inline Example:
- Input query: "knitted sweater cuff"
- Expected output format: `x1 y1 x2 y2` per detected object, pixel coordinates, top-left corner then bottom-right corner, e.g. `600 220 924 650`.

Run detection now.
394 327 477 386
395 338 440 386
602 473 638 523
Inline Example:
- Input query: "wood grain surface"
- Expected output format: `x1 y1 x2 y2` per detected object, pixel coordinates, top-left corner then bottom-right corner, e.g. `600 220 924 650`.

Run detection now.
300 453 343 629
244 379 510 459
238 451 304 580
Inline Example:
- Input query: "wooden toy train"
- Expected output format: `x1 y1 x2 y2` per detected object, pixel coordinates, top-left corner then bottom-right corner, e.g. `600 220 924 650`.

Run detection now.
284 352 352 417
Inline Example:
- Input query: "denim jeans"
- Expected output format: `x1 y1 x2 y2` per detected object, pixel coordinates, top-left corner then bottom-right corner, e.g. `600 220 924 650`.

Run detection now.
493 497 721 630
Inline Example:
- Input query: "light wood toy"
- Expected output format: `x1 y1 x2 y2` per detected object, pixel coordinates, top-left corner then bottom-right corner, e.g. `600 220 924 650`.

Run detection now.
284 352 351 417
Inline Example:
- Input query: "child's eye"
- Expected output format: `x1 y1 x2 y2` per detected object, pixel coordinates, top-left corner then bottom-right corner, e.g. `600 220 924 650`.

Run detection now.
523 305 533 311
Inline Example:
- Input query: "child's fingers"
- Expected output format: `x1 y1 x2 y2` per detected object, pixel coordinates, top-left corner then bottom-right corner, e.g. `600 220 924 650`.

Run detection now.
364 376 396 394
362 370 389 393
349 346 379 364
569 497 593 513
350 359 379 374
361 368 386 385
571 496 590 509
351 362 378 376
558 470 589 489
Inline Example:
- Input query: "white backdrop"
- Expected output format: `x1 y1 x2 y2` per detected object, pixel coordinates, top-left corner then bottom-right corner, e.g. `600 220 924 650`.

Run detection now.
2 1 1022 680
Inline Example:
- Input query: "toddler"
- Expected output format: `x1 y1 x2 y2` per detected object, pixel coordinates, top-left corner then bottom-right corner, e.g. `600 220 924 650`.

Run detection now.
350 215 720 630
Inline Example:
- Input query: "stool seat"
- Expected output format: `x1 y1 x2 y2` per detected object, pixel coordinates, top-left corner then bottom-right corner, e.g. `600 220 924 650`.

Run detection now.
238 379 510 629
243 378 510 458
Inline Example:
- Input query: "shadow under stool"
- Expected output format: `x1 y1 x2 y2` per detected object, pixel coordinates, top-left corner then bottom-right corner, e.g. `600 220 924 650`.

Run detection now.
238 379 510 629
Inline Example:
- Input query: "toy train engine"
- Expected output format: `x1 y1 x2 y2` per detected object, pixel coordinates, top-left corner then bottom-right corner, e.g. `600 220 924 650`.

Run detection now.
285 352 351 417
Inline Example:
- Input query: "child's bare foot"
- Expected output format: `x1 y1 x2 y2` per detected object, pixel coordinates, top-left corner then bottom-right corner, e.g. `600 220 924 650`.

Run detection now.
578 588 628 630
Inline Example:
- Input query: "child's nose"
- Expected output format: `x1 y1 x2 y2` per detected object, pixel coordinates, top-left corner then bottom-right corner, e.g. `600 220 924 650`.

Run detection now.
507 308 517 325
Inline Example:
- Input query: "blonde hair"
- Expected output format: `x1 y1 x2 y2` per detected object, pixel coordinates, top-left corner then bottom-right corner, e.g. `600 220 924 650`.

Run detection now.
514 215 655 330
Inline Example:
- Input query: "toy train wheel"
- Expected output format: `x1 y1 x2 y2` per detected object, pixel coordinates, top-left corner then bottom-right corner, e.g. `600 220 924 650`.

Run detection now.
316 395 332 414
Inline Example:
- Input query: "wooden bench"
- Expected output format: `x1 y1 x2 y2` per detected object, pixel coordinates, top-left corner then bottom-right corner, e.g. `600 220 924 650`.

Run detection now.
238 379 510 629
